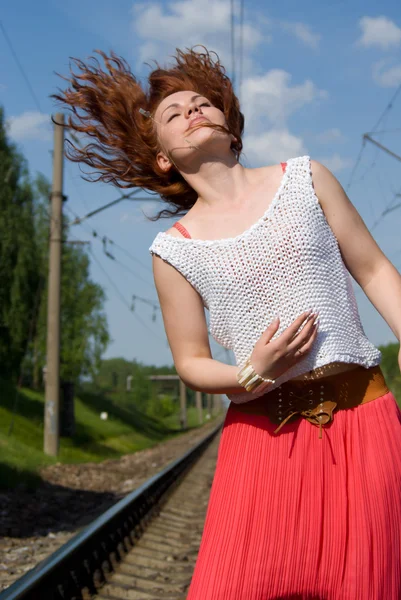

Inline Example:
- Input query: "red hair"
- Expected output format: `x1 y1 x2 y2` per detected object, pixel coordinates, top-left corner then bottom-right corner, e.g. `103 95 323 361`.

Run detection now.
51 46 244 220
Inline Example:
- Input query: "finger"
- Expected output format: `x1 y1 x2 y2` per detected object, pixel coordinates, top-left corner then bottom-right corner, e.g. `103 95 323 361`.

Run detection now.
280 311 314 344
259 316 280 345
292 322 319 358
287 314 317 351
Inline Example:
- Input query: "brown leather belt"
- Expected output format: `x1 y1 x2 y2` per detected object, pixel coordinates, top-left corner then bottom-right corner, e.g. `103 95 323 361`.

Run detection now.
230 365 389 439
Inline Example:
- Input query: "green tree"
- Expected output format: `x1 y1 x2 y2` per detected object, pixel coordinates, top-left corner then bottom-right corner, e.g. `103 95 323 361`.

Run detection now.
29 175 110 385
91 357 181 413
0 107 40 379
379 342 401 399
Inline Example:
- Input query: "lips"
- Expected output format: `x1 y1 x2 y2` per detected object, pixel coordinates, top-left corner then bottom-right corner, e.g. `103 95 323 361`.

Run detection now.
187 116 209 131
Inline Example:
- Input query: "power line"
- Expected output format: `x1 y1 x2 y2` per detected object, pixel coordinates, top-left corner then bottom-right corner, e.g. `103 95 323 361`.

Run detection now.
370 192 401 232
346 82 401 193
230 0 236 91
65 163 91 213
64 203 153 279
107 238 153 277
64 206 165 320
364 127 401 135
60 232 163 332
2 21 158 275
370 83 401 133
238 0 245 101
0 20 43 113
88 247 167 344
131 293 159 312
70 189 143 224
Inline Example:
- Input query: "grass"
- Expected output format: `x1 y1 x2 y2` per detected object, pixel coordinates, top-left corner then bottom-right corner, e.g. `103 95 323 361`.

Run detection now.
0 379 222 490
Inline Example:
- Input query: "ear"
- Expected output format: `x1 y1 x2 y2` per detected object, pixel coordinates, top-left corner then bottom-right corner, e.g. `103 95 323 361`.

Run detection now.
156 151 172 173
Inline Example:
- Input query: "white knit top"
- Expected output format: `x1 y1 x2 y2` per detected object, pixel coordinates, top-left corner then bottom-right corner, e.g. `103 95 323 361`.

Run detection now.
149 155 381 403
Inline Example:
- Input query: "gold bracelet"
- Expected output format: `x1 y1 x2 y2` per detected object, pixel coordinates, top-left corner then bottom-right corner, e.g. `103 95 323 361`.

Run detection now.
236 358 275 393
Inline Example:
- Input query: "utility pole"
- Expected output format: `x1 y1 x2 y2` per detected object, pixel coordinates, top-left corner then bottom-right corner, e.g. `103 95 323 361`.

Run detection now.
44 113 65 456
179 379 187 429
195 391 203 425
206 393 212 415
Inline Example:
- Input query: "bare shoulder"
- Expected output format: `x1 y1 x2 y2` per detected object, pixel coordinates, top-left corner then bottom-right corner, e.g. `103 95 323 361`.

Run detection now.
309 159 349 212
164 226 186 238
310 159 339 190
150 230 194 289
151 248 194 293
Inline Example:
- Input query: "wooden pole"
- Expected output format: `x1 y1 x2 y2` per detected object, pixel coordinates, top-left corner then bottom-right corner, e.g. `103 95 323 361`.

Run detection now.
195 391 203 425
179 379 187 429
207 393 212 416
44 113 64 456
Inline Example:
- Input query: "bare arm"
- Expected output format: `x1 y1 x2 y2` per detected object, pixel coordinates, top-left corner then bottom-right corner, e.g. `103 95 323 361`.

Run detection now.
312 159 401 344
152 252 245 394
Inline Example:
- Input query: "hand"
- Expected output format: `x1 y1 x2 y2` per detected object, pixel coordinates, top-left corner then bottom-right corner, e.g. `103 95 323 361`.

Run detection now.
250 311 319 381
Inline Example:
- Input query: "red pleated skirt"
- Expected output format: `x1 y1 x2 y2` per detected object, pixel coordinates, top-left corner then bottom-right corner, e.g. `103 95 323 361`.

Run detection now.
187 389 401 599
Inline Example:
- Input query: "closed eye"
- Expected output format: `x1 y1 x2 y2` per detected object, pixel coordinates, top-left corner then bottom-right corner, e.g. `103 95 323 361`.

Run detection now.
167 102 211 123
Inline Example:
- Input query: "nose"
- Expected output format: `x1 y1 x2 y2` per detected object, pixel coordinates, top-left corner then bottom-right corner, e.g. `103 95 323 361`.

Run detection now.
185 100 202 119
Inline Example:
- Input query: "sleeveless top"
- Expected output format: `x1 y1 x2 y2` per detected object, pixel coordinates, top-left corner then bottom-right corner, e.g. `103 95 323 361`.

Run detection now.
149 155 381 403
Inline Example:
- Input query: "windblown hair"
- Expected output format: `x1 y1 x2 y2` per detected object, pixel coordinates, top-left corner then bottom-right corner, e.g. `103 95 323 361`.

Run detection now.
52 46 245 220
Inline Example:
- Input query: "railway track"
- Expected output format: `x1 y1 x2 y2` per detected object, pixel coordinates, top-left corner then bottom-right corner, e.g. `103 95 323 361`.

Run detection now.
0 423 221 600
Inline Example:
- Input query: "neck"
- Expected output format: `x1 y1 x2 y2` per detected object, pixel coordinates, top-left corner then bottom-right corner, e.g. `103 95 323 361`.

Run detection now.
178 154 253 210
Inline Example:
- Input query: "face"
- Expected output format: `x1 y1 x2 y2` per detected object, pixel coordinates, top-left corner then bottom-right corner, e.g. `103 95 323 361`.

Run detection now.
154 90 235 172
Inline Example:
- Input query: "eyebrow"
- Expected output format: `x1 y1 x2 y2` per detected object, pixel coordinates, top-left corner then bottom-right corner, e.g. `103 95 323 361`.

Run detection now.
161 94 204 118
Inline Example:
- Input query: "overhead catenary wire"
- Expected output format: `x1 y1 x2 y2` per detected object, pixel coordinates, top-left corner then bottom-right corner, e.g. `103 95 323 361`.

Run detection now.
230 0 236 92
238 0 245 102
66 213 160 302
369 171 401 232
351 109 391 196
70 189 145 225
370 84 401 134
0 20 219 365
346 82 401 193
88 246 168 345
65 163 92 213
63 203 154 283
0 20 43 113
67 225 160 310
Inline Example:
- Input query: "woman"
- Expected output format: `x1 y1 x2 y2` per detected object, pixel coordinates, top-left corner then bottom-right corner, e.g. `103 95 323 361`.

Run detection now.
54 46 401 599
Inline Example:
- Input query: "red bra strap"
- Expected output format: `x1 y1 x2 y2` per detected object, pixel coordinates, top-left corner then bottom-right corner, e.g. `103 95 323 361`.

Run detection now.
281 162 287 173
172 221 191 238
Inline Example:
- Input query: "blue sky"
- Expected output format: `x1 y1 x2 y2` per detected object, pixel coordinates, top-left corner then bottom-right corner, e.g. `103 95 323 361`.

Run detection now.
1 0 401 368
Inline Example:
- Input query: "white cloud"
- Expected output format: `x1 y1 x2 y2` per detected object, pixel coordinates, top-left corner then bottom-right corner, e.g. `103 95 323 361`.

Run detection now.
372 59 401 87
131 0 264 70
241 69 327 133
357 16 401 50
315 128 344 143
6 111 51 142
317 154 353 173
243 129 306 166
280 21 321 49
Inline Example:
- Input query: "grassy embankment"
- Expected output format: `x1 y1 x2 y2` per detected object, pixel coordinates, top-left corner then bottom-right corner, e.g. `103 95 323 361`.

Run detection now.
0 378 222 490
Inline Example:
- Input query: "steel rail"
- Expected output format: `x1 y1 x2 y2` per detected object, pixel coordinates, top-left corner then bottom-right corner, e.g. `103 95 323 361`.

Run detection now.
0 423 222 600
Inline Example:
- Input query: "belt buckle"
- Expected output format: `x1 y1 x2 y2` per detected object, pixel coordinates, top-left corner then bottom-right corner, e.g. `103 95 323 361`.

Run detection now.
274 380 337 438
